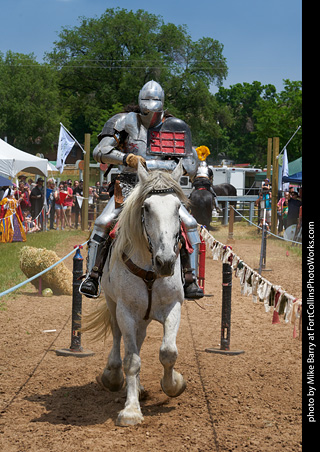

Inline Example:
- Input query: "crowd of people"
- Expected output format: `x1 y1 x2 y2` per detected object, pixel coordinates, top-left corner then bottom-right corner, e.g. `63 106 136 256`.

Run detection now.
255 177 302 240
1 172 302 243
0 175 113 242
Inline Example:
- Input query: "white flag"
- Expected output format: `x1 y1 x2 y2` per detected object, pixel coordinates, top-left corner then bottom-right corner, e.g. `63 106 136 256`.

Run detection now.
281 147 289 192
56 125 75 174
76 195 84 209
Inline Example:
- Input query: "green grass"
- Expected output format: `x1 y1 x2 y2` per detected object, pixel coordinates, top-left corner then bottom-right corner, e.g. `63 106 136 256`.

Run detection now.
210 220 302 257
0 229 86 297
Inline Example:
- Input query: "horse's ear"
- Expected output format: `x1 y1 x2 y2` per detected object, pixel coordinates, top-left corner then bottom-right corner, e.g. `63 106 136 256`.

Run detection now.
171 160 183 183
137 160 149 183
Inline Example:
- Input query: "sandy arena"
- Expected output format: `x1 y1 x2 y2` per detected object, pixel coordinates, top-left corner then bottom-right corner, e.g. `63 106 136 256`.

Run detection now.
0 229 302 451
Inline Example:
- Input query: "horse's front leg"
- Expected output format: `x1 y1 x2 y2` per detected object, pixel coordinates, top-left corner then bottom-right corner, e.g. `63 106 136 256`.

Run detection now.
116 307 146 426
97 299 124 392
160 302 186 397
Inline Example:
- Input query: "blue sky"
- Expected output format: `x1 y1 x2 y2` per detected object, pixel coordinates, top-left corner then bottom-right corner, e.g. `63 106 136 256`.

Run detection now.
1 0 302 93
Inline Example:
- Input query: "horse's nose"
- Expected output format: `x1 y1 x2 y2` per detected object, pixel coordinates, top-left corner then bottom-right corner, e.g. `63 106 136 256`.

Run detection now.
155 255 175 276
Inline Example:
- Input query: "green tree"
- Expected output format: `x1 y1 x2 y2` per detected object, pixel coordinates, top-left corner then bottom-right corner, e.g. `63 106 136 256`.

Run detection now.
254 80 302 161
45 8 228 145
215 80 301 166
0 51 66 152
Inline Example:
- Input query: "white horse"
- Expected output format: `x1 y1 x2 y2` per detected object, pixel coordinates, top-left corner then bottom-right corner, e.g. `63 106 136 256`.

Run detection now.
83 162 187 426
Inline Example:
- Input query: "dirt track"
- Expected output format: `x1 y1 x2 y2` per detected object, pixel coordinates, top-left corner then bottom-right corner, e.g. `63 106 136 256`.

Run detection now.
0 230 302 451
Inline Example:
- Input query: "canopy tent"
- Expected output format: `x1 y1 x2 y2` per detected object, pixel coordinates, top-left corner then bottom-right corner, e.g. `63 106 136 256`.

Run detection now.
0 174 12 186
0 138 49 178
255 156 302 183
282 171 302 184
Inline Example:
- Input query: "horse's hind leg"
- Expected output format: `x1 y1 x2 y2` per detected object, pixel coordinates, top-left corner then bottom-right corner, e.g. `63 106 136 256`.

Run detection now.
97 299 124 392
160 302 186 397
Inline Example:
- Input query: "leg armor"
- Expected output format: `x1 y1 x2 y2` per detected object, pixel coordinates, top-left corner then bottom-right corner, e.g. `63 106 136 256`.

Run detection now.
79 197 122 298
179 204 204 299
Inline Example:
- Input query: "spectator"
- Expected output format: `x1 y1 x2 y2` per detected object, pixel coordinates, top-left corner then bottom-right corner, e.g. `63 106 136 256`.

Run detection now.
0 188 26 242
88 187 95 228
46 179 56 229
63 180 74 228
54 182 68 230
28 178 35 189
71 180 79 226
277 191 289 234
18 181 31 220
73 180 83 229
18 175 29 188
97 180 110 215
287 190 302 228
255 183 272 230
30 178 44 229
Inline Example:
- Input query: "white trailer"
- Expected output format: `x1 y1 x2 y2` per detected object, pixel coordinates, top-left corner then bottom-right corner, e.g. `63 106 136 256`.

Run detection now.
209 166 261 196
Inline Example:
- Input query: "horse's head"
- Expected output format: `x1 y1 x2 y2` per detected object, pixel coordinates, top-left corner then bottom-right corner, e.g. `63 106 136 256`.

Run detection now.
112 162 187 276
142 192 181 276
139 162 184 277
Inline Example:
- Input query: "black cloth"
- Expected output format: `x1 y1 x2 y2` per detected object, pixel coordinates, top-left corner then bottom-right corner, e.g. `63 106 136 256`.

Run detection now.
30 185 44 220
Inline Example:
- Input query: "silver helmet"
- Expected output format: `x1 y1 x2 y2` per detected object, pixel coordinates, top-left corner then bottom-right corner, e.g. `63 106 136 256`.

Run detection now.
138 80 164 128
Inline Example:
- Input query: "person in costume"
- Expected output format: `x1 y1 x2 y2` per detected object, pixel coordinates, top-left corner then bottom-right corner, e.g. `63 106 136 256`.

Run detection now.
80 80 204 300
0 188 27 243
191 146 217 197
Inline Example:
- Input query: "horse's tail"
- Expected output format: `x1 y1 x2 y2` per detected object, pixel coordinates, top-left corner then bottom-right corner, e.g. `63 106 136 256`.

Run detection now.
80 302 111 342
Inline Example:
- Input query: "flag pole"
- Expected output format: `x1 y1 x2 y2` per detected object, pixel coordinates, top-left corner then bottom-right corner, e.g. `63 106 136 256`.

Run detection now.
60 122 86 154
277 125 301 157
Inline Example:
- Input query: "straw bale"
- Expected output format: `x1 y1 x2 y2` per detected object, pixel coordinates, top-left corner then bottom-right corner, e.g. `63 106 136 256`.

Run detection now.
19 246 73 295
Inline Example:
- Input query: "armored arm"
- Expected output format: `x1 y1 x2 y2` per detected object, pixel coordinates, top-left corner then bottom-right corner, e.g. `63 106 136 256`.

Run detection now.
93 113 144 168
93 136 125 165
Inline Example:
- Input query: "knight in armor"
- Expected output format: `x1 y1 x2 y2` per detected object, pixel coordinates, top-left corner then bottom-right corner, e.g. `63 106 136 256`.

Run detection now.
79 80 204 299
192 147 217 198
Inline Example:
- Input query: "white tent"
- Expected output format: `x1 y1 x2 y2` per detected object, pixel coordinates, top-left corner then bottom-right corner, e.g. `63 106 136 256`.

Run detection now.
0 138 50 178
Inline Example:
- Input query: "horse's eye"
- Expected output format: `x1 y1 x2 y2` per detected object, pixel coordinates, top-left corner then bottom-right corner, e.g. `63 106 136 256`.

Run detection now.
143 203 149 213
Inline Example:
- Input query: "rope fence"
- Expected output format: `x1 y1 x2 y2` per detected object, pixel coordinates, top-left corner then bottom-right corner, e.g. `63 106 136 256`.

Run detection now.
230 205 302 245
198 226 302 339
0 240 88 299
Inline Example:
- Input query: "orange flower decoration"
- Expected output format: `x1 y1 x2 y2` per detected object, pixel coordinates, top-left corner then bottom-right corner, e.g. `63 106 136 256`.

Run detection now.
196 146 210 161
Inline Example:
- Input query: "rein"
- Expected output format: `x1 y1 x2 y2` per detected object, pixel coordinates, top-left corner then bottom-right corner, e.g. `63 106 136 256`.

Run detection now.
121 187 181 321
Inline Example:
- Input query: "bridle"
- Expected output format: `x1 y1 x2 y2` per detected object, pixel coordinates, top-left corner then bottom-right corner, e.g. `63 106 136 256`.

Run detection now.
122 188 182 320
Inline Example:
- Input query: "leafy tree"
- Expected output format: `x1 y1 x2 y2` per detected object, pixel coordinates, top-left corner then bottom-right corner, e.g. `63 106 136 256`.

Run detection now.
0 51 66 152
215 80 302 166
45 8 228 145
254 80 302 161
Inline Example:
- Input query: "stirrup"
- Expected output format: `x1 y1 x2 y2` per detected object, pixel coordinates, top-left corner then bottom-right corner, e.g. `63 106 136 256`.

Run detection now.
79 275 102 299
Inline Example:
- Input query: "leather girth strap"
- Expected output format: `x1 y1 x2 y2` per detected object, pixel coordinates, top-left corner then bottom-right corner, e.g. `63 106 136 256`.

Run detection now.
122 253 158 321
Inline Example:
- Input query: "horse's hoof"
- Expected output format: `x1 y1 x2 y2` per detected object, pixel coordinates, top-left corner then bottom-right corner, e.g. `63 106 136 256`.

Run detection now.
116 409 144 427
161 371 186 398
96 372 124 392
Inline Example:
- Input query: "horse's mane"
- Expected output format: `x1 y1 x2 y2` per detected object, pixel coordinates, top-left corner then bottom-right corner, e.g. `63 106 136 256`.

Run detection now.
110 170 188 266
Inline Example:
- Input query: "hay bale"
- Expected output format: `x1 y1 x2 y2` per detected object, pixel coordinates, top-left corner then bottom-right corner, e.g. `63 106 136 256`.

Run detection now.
19 246 73 295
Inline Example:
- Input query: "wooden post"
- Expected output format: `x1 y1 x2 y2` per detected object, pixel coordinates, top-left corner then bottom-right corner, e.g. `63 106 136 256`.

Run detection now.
271 137 279 235
81 134 90 231
228 205 234 241
267 138 272 182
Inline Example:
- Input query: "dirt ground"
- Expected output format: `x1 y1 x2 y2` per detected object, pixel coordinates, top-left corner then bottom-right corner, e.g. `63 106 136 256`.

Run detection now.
0 229 302 451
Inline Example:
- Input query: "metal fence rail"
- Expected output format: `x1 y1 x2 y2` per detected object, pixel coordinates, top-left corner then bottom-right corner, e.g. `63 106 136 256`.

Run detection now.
214 195 258 225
